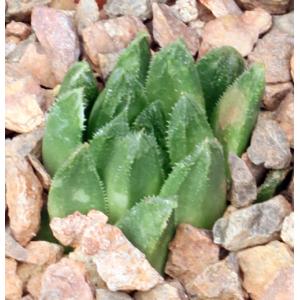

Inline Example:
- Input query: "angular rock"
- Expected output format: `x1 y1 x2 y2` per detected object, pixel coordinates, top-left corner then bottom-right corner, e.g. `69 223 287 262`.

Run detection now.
236 0 292 15
19 42 58 88
81 221 163 291
275 92 294 147
165 224 220 285
5 227 28 262
200 8 272 57
198 0 242 17
75 0 100 35
171 0 199 23
213 195 292 251
281 212 294 248
188 19 205 38
248 29 293 83
229 153 257 208
247 116 292 169
40 258 94 300
263 82 293 111
27 154 51 190
237 241 293 300
31 6 80 82
6 0 51 21
273 11 294 37
152 3 199 55
50 210 108 248
186 254 245 300
5 258 23 300
82 16 148 70
6 21 31 40
135 282 186 300
96 289 132 300
5 64 44 133
6 156 43 245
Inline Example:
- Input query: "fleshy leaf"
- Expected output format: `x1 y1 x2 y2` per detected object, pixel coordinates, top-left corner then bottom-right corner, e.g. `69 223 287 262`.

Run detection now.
104 132 165 223
196 46 245 122
42 88 85 176
117 196 177 273
48 143 107 219
160 138 227 228
212 63 265 156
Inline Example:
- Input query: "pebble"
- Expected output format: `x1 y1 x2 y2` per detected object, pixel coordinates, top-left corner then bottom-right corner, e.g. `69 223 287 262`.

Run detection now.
6 156 43 246
5 63 44 133
281 212 294 248
40 258 94 300
171 0 199 23
213 195 292 251
198 0 242 17
165 224 220 285
199 8 272 57
273 11 294 37
31 6 80 82
263 82 293 111
248 29 293 83
152 3 199 55
247 116 292 169
5 258 23 300
6 21 31 40
186 254 245 300
229 153 257 208
96 289 133 299
237 241 293 300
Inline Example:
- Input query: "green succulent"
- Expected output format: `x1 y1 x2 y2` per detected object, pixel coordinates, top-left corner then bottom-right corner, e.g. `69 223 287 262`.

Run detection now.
43 35 265 273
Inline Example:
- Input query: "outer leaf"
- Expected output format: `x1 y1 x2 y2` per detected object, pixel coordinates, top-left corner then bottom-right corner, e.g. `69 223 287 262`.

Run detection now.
87 34 150 137
160 138 227 228
196 46 245 122
145 39 205 115
42 88 85 176
117 196 177 273
212 63 265 156
104 132 165 223
48 144 107 219
166 95 213 165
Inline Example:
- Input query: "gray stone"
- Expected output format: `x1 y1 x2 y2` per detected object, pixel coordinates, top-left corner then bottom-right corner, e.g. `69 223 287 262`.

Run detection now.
213 195 292 251
273 11 294 37
281 212 293 248
171 0 199 23
229 153 257 208
247 116 292 169
97 289 132 300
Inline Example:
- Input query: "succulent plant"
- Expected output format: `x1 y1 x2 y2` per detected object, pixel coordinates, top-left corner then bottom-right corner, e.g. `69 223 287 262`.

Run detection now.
43 35 265 273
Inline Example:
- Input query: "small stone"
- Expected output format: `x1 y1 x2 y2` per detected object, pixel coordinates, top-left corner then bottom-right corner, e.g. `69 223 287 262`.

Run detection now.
50 0 77 10
5 64 44 133
19 42 58 88
165 224 220 285
263 82 293 111
50 210 108 248
281 212 294 248
75 0 100 35
27 154 51 190
6 0 51 21
97 289 132 300
98 50 124 79
188 19 205 38
82 16 149 70
198 0 242 17
135 282 186 300
171 0 199 23
5 258 23 300
5 227 28 262
81 221 163 291
273 11 294 37
275 92 294 147
199 8 272 57
6 21 31 40
247 116 292 169
229 153 257 208
40 258 94 300
241 152 266 185
186 254 245 300
213 195 292 251
237 241 293 300
6 156 43 246
248 29 293 83
152 3 199 55
31 6 80 82
236 0 291 15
